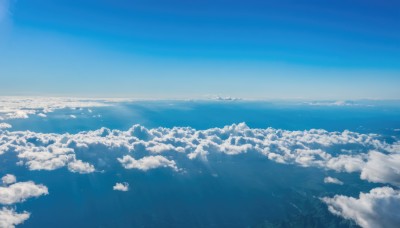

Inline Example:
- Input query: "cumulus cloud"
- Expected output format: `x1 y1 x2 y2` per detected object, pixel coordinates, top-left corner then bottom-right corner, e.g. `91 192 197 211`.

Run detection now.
1 122 399 184
67 160 95 174
322 187 400 228
113 182 129 191
0 181 48 205
118 155 179 171
1 175 16 185
360 151 400 187
0 207 30 228
324 177 343 185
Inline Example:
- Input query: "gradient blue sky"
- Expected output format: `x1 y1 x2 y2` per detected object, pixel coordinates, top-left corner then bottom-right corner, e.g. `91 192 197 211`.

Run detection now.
0 0 399 99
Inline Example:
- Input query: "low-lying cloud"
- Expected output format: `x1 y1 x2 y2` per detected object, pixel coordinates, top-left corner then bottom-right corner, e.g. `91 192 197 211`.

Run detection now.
0 207 30 228
322 187 400 228
113 182 129 192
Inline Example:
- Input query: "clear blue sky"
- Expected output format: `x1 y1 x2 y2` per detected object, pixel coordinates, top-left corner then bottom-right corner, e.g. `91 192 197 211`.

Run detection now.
0 0 399 99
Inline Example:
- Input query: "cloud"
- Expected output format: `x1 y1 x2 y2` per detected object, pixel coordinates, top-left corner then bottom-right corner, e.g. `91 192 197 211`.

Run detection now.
118 155 179 171
0 97 134 120
67 160 95 174
37 113 47 118
0 207 30 228
69 115 77 119
1 175 16 185
0 181 48 205
210 96 242 101
303 100 359 107
0 123 11 129
324 177 343 185
322 187 400 228
113 182 129 191
1 123 399 184
360 151 400 187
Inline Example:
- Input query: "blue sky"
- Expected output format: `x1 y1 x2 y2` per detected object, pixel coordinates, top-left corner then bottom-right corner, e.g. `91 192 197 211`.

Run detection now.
0 0 399 99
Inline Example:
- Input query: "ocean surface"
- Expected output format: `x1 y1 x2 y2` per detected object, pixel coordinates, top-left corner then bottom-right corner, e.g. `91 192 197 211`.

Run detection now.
2 100 400 227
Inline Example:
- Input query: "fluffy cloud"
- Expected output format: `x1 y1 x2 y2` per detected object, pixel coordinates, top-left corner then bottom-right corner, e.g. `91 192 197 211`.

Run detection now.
0 181 48 205
324 177 343 185
322 187 400 228
360 151 400 187
118 155 179 171
1 123 399 184
113 182 129 191
67 160 95 174
0 207 30 228
1 175 16 185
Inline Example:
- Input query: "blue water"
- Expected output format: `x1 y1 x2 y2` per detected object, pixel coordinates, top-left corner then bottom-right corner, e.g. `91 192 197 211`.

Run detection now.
3 101 400 227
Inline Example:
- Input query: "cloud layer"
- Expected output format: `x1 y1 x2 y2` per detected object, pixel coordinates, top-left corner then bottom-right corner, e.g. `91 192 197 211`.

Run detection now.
0 97 133 120
1 123 400 227
1 123 399 186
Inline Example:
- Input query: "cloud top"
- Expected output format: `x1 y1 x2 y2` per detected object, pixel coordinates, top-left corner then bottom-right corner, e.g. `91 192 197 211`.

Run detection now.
113 182 129 192
0 181 48 205
1 174 16 185
1 123 400 186
322 187 400 228
118 155 179 171
0 207 30 228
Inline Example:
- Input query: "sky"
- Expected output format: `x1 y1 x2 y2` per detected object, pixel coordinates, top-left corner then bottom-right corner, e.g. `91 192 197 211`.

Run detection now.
0 0 399 99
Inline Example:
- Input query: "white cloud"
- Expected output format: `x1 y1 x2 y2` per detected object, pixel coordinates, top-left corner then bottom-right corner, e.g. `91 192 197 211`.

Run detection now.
37 113 47 118
67 160 95 174
324 177 343 185
0 207 30 228
1 122 399 185
0 181 48 205
304 100 359 107
113 182 129 191
69 115 77 119
0 97 134 120
360 151 400 187
322 187 400 228
1 175 16 185
325 155 366 173
118 155 179 171
0 123 11 129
